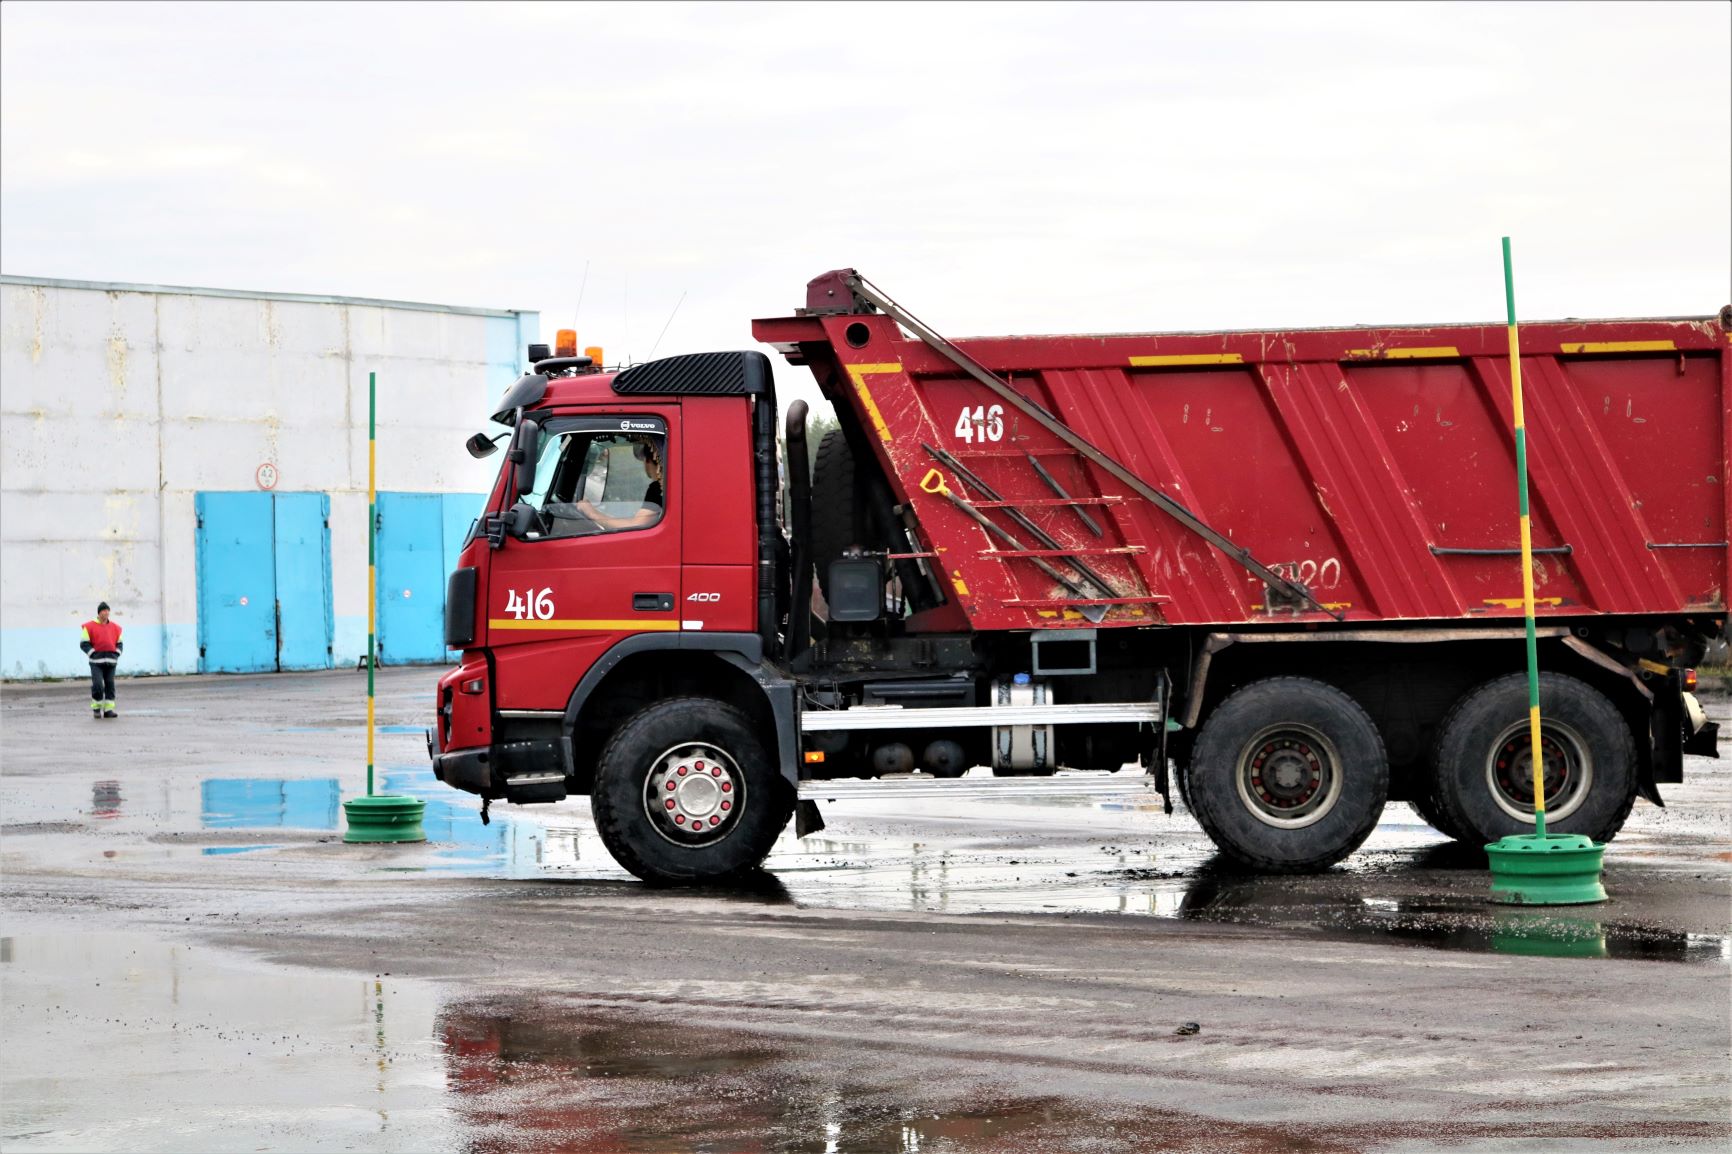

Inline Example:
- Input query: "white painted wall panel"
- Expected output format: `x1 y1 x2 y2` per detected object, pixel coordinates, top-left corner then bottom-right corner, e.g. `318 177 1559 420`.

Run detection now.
1 276 535 678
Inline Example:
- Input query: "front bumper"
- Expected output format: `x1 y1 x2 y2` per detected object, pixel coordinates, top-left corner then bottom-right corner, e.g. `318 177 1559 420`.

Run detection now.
430 735 573 803
432 745 496 795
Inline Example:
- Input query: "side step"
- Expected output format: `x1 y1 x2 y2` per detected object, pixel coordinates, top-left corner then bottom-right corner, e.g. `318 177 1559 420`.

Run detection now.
502 772 567 804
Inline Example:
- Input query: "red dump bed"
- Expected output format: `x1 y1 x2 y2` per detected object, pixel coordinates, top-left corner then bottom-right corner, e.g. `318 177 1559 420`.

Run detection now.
757 293 1731 631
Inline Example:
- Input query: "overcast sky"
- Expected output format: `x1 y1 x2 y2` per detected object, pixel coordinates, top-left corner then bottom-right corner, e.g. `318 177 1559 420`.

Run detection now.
3 0 1727 404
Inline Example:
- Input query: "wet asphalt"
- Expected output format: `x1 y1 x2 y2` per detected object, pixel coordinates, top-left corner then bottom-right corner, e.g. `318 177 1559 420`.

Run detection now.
1 668 1728 1152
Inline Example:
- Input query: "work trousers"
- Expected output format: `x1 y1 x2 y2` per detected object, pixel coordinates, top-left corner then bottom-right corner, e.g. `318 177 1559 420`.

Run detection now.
89 663 116 712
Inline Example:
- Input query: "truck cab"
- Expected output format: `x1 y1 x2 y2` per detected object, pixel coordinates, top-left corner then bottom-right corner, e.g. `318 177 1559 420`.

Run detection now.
430 345 803 882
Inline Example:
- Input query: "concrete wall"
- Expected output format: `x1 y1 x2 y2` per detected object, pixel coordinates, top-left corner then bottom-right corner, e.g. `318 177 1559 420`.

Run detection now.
0 276 537 678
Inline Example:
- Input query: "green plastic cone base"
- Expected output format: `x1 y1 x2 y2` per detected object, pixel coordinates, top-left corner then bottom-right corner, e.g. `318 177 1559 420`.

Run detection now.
1486 832 1606 905
343 795 427 843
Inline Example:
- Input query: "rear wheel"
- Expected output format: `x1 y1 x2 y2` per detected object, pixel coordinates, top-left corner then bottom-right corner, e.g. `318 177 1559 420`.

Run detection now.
591 697 793 885
1187 678 1388 872
1429 673 1637 846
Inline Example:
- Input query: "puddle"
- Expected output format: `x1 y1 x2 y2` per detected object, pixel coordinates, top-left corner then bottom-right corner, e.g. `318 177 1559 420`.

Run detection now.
361 766 1730 964
201 778 340 830
0 927 455 1152
12 758 1724 968
272 725 424 735
0 929 1304 1154
90 781 122 820
374 767 612 880
1169 883 1732 963
435 995 1141 1154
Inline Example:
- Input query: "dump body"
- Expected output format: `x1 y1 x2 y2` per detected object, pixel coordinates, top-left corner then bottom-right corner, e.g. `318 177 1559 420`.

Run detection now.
429 275 1723 884
756 297 1730 632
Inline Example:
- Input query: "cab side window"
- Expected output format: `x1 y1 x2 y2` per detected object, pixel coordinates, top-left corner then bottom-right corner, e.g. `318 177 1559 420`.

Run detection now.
527 429 667 539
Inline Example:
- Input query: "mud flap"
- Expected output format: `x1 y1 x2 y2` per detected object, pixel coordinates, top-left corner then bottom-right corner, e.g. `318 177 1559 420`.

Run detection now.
1683 692 1718 759
1684 720 1719 758
795 798 826 838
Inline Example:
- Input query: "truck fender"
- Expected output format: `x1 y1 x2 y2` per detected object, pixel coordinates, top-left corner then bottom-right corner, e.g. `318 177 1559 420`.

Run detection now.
561 632 801 788
714 650 801 791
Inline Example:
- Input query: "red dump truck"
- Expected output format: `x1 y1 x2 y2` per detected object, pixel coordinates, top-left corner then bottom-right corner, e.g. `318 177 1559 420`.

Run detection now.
430 270 1726 883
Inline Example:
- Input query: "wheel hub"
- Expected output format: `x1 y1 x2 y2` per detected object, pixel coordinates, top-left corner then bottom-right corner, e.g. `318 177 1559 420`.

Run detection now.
1250 739 1323 809
644 746 743 846
1235 724 1342 829
1487 722 1591 822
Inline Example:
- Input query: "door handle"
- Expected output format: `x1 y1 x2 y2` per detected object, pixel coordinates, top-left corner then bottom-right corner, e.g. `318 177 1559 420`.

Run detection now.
633 593 674 612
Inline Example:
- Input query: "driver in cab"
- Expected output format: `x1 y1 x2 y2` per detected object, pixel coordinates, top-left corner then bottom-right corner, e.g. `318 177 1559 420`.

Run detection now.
570 437 662 532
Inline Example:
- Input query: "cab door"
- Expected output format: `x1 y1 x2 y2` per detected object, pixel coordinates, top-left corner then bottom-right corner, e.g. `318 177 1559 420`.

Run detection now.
487 407 681 711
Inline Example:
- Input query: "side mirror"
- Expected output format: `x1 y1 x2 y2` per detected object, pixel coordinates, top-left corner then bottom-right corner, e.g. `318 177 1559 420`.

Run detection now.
466 432 502 459
506 501 541 539
506 416 540 498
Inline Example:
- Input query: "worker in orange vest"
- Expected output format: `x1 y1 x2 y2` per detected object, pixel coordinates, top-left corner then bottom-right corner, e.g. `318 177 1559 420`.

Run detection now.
80 602 123 720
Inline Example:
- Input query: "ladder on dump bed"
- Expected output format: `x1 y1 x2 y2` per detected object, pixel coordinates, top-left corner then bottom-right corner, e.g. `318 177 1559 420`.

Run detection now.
840 273 1338 620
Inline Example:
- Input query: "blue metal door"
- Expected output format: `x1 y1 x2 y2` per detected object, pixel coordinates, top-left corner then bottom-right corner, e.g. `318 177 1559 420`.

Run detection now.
195 492 277 672
376 492 446 664
273 493 333 670
441 493 485 660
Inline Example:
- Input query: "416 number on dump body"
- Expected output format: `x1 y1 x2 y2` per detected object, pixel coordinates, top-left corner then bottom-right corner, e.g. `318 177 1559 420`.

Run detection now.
954 404 1004 444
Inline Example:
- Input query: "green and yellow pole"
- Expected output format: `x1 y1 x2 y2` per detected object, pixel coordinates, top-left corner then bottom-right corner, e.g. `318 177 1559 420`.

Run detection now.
1485 238 1604 904
343 370 426 843
1503 238 1545 838
368 369 377 798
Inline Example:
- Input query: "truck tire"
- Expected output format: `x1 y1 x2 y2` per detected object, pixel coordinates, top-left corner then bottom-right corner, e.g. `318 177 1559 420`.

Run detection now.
1187 678 1388 873
1173 760 1195 815
1428 673 1637 846
591 697 793 885
1408 789 1468 842
810 428 859 601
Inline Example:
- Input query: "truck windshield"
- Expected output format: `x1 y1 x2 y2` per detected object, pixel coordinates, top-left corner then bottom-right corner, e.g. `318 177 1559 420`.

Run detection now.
518 419 666 539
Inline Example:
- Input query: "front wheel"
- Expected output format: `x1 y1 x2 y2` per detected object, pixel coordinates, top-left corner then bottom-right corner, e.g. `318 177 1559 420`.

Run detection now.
591 697 793 885
1187 678 1389 872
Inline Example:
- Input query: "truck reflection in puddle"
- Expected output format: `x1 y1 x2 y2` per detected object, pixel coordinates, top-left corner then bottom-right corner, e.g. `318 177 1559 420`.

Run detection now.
437 995 1107 1154
375 767 1730 964
1169 875 1731 963
90 780 122 820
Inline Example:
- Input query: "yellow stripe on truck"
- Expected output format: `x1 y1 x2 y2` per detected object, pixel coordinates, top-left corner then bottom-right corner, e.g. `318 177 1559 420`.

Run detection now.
844 363 902 443
1559 340 1676 354
488 619 681 632
1128 353 1244 367
1344 347 1461 360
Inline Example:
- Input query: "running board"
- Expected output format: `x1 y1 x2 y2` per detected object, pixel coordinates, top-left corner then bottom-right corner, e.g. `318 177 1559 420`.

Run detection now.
800 702 1161 732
